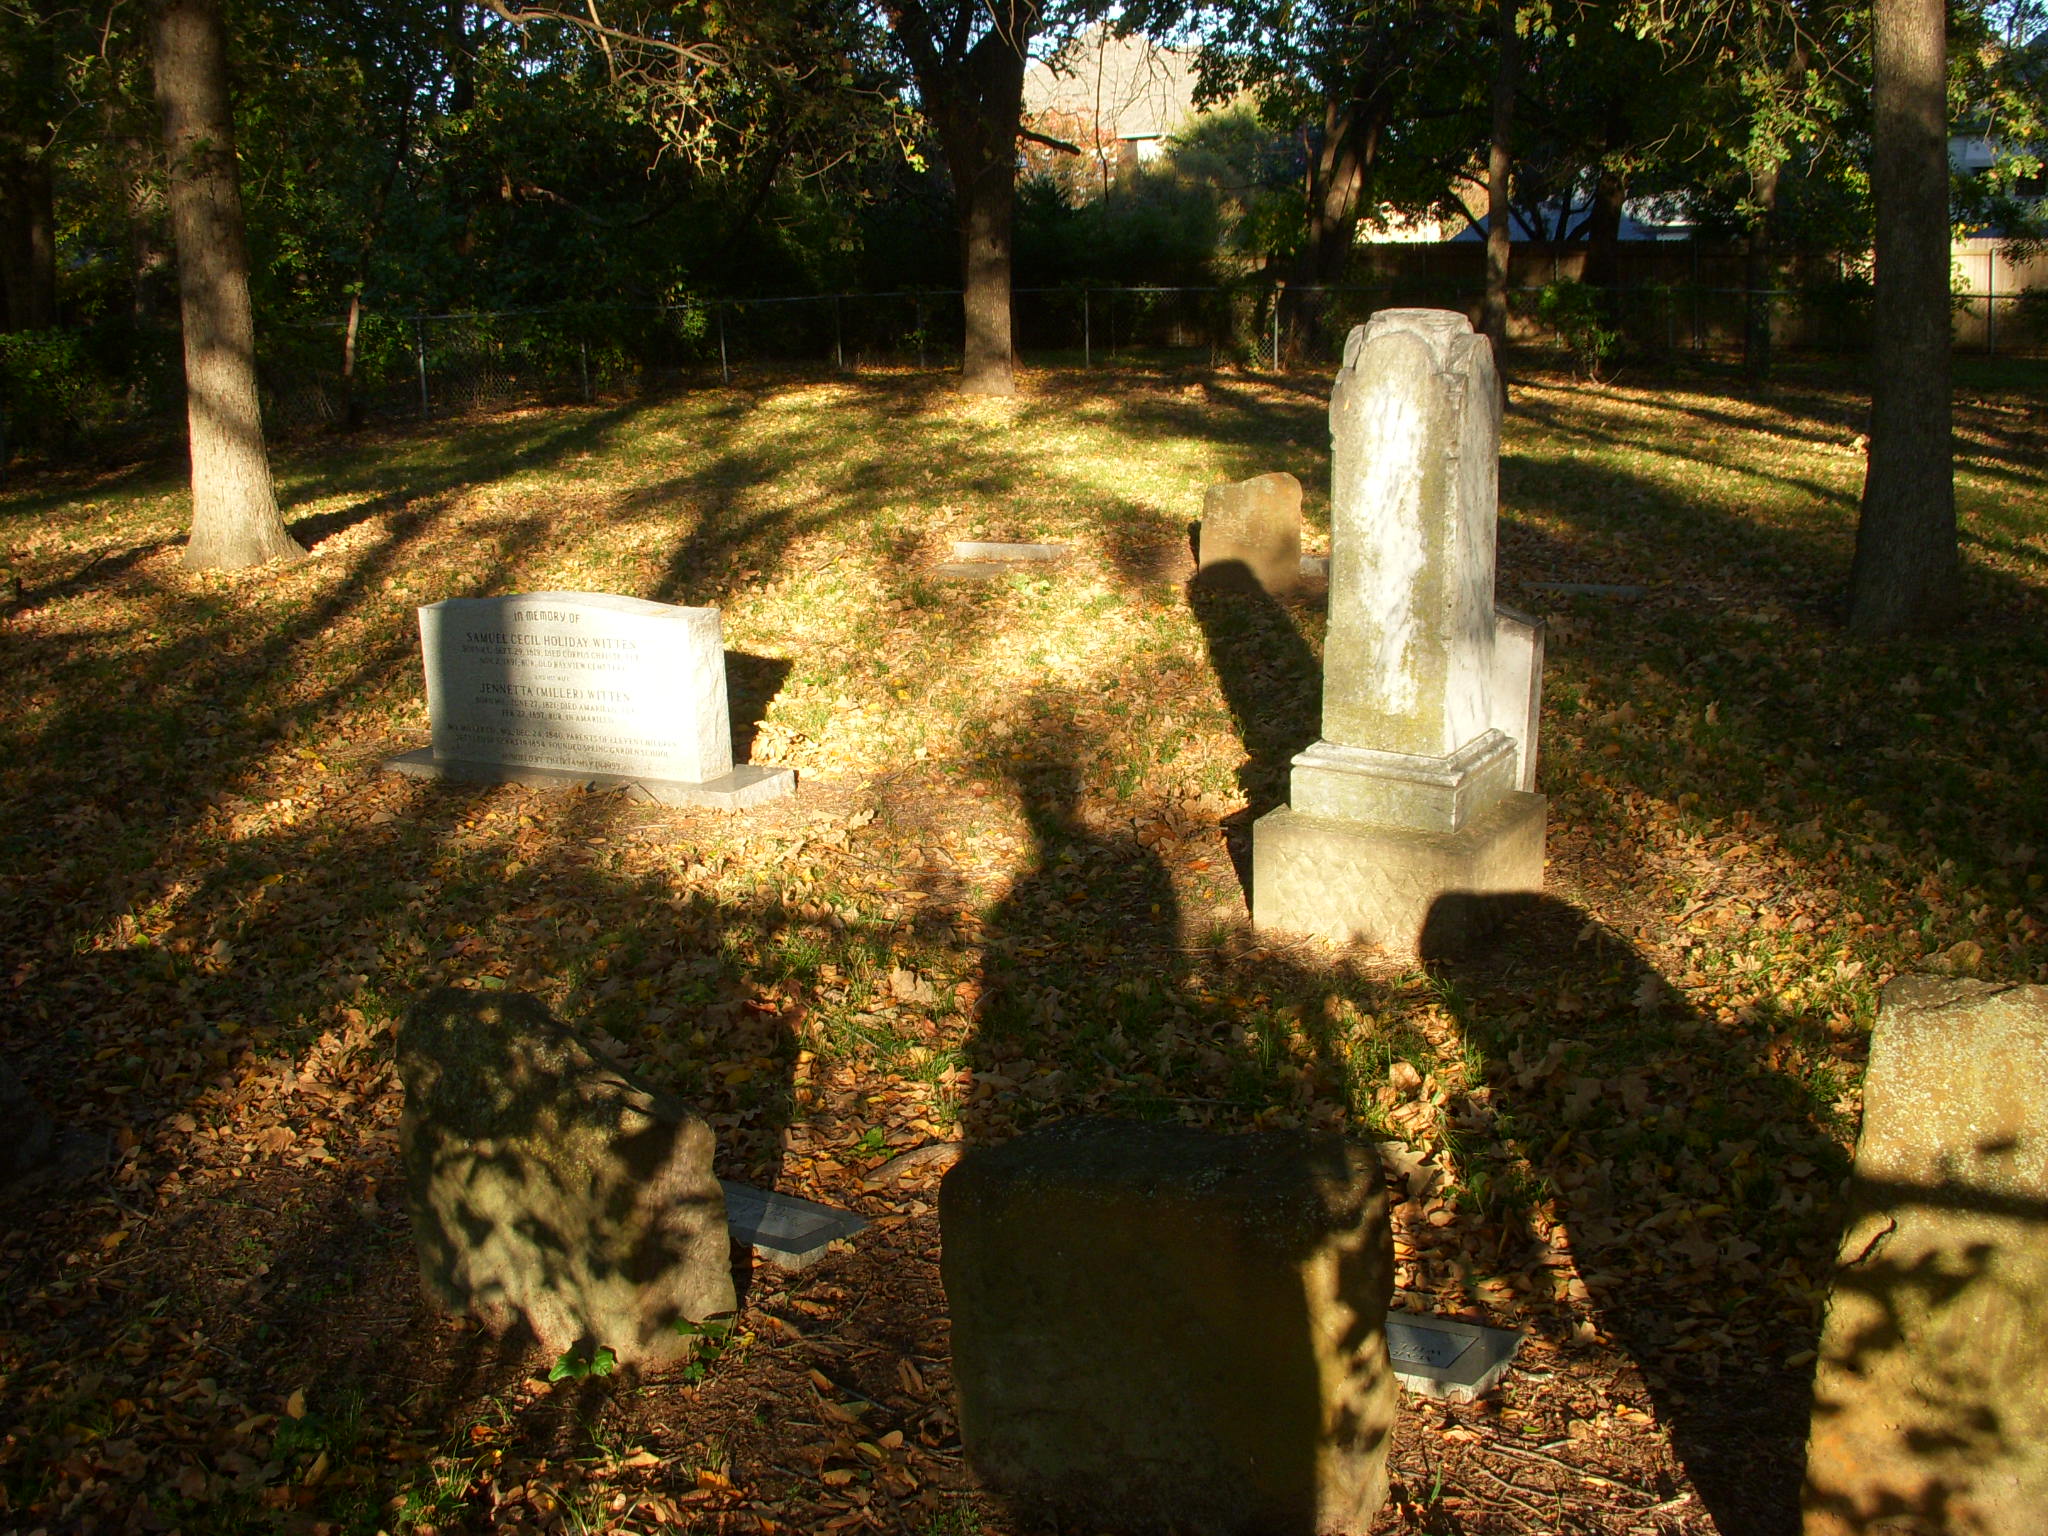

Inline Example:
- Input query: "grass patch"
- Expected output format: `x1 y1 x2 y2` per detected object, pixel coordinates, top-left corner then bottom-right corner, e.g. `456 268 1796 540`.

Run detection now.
0 357 2043 1531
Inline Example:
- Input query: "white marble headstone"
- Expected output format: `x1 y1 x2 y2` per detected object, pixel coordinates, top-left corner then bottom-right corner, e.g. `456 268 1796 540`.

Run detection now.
419 592 733 783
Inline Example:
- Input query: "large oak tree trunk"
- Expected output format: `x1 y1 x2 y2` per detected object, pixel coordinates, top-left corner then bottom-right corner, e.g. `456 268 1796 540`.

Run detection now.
1581 157 1626 295
1848 0 1956 633
937 53 1025 397
118 133 173 328
1482 0 1519 397
882 0 1032 396
0 156 57 330
1293 101 1368 289
151 0 303 569
1743 160 1780 379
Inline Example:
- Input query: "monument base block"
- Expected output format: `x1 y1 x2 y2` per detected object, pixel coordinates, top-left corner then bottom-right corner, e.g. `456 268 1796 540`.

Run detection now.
1252 791 1545 959
383 749 794 809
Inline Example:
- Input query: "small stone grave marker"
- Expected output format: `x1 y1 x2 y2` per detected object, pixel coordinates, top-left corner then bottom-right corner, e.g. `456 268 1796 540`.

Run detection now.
950 540 1068 562
720 1181 867 1270
1802 977 2048 1535
942 1118 1396 1534
384 591 792 808
398 988 736 1368
1196 471 1303 594
1521 580 1646 599
1385 1313 1523 1401
934 541 1071 582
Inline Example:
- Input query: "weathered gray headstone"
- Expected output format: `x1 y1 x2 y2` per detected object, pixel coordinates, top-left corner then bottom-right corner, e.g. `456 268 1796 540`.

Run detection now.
942 1119 1395 1535
1197 471 1303 594
1490 606 1545 795
384 591 792 808
1253 311 1545 957
1803 978 2048 1536
398 988 737 1368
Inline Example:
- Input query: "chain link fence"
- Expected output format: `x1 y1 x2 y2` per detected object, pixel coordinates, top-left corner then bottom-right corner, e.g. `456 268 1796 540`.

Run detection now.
248 278 2047 433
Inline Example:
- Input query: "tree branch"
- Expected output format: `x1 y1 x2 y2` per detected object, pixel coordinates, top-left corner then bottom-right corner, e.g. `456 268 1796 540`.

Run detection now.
1017 125 1081 153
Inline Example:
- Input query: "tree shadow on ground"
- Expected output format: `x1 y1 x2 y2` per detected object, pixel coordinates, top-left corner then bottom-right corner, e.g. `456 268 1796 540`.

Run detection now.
1421 892 1844 1536
1184 572 1324 893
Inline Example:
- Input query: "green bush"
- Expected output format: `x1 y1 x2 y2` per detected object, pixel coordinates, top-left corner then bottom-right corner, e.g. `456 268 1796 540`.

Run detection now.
0 330 101 452
1535 279 1622 379
2010 287 2048 345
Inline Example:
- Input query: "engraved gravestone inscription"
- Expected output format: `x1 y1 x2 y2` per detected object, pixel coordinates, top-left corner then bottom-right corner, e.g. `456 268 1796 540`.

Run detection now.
386 590 792 809
422 592 730 783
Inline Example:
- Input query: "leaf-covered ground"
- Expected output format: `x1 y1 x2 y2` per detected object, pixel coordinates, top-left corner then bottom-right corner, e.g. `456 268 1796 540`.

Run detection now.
2 356 2044 1535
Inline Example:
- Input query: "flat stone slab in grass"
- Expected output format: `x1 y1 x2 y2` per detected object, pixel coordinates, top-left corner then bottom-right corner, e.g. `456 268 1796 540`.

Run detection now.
1385 1313 1522 1400
942 1118 1396 1535
386 749 792 810
949 541 1068 562
385 590 792 808
1803 978 2048 1535
720 1181 867 1269
398 988 737 1368
1520 580 1647 599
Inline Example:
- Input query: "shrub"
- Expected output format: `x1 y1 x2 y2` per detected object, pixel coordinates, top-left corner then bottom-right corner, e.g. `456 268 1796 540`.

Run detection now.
0 330 101 454
1535 279 1622 379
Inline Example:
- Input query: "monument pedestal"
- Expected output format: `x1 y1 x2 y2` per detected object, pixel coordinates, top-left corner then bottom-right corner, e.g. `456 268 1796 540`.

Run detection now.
384 749 794 810
1247 310 1549 958
1252 791 1545 959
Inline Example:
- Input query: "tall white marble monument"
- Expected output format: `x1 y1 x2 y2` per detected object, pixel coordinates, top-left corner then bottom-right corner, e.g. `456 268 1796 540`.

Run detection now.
1252 311 1544 956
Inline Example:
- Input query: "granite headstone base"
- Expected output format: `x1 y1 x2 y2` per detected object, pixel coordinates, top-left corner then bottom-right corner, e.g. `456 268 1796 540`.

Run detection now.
1251 792 1546 959
384 748 793 809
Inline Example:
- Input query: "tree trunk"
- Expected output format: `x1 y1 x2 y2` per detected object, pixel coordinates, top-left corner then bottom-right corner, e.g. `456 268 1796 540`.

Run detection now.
1743 33 1808 382
1293 100 1369 290
0 156 56 329
1743 160 1780 379
1848 0 1956 634
926 29 1029 396
1581 158 1626 294
150 0 303 570
120 133 173 328
882 0 1032 396
1482 0 1519 396
445 0 475 114
956 144 1015 396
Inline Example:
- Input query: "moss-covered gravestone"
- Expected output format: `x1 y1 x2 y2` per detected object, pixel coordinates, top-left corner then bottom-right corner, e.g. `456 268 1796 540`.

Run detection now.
398 989 735 1367
1197 471 1304 595
1252 310 1545 958
941 1119 1396 1534
1803 978 2048 1534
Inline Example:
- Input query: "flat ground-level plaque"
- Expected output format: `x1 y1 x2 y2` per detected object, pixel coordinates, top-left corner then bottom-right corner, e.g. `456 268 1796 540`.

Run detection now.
720 1181 868 1269
1385 1312 1522 1400
385 591 792 809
